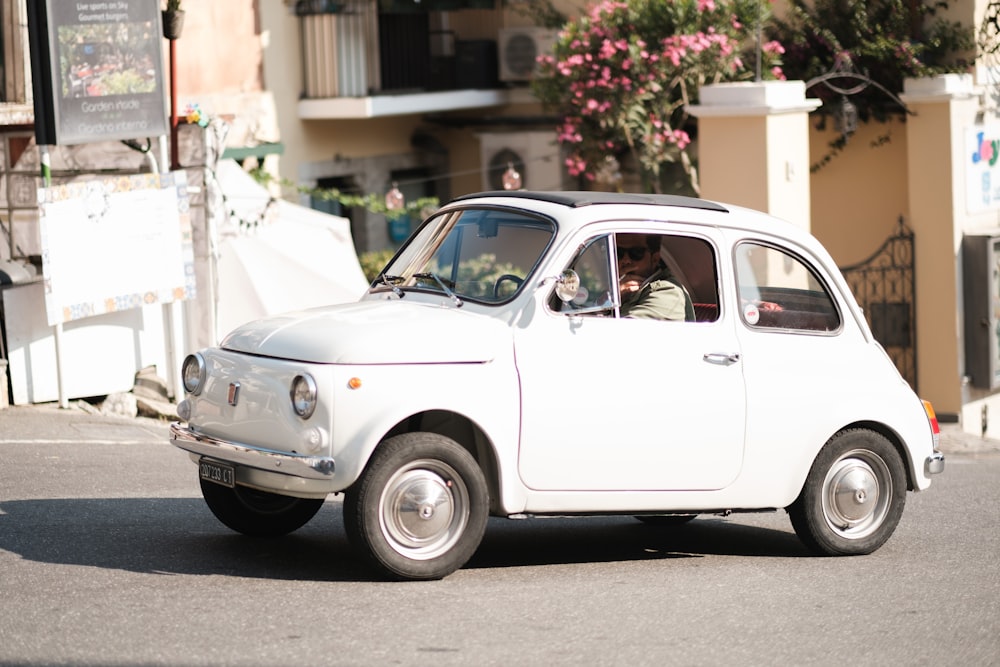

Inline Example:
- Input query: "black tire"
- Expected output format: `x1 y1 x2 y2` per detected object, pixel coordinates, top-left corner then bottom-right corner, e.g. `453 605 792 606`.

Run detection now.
634 515 698 526
200 478 324 537
343 432 489 581
788 429 906 556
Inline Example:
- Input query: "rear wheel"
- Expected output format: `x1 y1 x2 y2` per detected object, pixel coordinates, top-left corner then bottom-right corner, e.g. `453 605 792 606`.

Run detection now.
789 429 906 556
200 478 324 537
344 432 488 581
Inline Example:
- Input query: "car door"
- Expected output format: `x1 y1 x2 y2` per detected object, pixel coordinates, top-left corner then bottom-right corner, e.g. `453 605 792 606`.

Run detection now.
514 228 747 492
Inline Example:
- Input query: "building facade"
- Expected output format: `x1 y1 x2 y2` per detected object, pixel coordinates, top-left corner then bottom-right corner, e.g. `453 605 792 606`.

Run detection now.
6 0 1000 439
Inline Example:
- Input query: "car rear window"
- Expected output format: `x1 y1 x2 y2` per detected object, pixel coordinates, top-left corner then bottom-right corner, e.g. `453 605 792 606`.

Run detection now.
734 242 841 332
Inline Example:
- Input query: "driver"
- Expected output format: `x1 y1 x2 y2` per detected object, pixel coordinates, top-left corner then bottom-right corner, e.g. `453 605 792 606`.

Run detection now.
617 233 694 321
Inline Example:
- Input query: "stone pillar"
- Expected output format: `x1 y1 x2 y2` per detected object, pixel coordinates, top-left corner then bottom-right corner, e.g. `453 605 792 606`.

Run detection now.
900 74 979 422
687 81 821 230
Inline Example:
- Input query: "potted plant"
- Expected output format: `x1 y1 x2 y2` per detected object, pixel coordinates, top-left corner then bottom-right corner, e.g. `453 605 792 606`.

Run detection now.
162 0 184 40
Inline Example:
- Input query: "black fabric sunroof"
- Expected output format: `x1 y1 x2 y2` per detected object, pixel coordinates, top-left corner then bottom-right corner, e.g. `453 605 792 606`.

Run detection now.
451 190 729 213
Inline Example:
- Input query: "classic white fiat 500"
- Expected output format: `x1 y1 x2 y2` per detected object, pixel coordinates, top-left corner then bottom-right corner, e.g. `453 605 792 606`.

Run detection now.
172 191 944 580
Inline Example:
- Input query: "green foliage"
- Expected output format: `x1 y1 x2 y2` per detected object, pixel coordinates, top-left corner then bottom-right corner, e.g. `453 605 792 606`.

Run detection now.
532 0 784 194
359 248 397 283
102 70 156 95
772 0 973 123
360 250 527 299
249 168 439 222
451 253 526 300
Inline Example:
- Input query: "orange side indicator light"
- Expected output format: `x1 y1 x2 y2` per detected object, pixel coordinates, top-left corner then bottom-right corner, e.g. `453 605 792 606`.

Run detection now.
922 399 940 448
348 377 362 390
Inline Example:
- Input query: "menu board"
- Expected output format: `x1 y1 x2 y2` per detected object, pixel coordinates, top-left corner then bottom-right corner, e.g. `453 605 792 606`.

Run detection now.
32 0 169 145
37 171 196 326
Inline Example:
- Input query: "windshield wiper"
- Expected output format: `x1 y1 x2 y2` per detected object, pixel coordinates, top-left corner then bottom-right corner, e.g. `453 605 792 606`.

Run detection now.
379 274 405 298
413 272 463 307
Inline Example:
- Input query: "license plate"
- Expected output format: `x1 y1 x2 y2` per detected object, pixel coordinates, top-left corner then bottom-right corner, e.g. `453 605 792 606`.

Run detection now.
199 459 235 488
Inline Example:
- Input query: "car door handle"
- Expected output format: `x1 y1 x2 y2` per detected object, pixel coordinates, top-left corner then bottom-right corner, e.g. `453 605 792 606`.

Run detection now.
703 352 741 366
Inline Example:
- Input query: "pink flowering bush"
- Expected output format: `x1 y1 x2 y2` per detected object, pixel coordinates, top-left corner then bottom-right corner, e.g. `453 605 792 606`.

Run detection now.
533 0 785 193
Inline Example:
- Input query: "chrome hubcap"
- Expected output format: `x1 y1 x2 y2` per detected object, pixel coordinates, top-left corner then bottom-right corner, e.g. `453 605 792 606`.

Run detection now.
822 449 891 539
379 460 469 560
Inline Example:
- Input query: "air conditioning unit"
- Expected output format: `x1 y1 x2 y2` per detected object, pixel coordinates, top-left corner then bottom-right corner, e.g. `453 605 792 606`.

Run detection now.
479 131 563 191
498 27 558 82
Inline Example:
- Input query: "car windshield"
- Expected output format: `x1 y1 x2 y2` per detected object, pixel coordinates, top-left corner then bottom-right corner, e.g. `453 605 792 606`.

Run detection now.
374 207 556 304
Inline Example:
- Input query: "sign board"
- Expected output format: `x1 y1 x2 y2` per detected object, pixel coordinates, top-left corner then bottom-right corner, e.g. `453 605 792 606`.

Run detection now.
27 0 168 145
37 172 195 326
967 125 1000 214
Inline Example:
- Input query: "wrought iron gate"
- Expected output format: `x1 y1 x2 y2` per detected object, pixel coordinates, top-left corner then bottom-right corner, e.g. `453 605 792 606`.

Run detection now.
839 216 917 389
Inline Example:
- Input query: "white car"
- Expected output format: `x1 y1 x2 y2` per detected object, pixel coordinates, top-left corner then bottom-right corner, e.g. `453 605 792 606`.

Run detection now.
171 190 945 580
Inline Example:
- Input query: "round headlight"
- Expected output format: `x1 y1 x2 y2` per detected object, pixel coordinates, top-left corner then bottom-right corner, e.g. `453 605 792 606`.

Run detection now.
181 353 206 395
290 374 318 419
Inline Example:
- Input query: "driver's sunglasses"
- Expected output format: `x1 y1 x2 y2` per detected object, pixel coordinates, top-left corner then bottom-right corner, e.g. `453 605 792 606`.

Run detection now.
617 246 649 261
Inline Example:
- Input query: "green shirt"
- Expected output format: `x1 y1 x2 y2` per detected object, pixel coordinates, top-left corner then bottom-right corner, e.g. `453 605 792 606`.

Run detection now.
620 267 694 321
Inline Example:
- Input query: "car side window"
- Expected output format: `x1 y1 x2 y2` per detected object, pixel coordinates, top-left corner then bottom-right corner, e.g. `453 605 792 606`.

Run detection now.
734 242 841 332
550 233 721 322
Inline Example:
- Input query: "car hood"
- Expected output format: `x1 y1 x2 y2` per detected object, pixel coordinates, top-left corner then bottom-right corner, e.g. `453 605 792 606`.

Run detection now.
220 300 510 364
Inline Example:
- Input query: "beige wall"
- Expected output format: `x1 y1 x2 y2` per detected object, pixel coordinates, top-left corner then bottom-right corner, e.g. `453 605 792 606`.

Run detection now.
173 1 263 96
698 117 768 210
903 91 977 416
809 119 910 266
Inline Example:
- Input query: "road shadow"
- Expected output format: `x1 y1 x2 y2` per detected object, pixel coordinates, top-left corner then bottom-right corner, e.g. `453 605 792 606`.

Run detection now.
469 514 809 570
0 498 808 581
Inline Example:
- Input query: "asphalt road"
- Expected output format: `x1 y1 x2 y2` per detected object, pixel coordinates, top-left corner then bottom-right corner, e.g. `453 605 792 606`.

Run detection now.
1 405 998 666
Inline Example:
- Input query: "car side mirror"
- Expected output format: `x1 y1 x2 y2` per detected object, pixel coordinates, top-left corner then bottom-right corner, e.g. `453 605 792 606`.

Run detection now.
554 269 581 303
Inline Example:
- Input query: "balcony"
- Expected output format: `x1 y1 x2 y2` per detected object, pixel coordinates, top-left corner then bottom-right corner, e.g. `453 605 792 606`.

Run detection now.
296 0 533 119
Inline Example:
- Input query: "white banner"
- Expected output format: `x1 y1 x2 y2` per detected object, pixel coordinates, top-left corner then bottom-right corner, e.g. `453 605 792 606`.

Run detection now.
37 171 195 326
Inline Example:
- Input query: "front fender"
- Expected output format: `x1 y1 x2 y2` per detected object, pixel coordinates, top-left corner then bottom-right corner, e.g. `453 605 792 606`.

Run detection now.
328 361 522 500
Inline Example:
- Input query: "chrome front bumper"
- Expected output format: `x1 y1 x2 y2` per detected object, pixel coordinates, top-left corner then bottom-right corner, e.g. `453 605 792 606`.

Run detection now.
170 422 336 480
925 451 945 475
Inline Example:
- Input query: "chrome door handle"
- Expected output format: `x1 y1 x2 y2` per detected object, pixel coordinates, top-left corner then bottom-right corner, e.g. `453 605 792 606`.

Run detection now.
703 352 741 366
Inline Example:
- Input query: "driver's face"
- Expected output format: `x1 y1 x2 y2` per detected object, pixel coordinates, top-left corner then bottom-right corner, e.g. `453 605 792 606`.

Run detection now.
617 237 656 277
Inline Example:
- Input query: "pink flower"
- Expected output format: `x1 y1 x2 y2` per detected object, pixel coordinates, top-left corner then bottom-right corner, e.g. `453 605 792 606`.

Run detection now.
673 129 691 150
565 155 588 176
763 40 785 55
698 0 716 11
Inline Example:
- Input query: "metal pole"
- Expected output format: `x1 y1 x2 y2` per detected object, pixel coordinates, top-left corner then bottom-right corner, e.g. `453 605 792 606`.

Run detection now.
40 145 68 409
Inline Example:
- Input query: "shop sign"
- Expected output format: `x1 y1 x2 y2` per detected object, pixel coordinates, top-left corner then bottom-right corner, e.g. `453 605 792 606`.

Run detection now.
27 0 168 145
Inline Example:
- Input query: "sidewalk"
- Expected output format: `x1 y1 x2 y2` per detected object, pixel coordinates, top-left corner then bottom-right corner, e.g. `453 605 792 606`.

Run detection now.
2 400 999 455
0 401 170 443
937 421 1000 455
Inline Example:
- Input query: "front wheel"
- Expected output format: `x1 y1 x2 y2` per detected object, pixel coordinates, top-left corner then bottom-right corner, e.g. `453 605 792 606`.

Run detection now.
343 433 488 581
200 478 324 537
788 429 906 556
